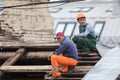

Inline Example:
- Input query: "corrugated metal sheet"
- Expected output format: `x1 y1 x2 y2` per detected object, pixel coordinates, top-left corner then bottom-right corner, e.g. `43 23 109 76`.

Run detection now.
83 46 120 80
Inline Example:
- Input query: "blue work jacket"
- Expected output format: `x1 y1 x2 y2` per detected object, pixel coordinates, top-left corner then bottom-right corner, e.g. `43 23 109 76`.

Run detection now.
54 37 78 60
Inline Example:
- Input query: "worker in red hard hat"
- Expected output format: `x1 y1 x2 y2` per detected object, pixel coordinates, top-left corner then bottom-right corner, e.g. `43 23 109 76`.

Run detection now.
48 32 78 79
72 13 97 54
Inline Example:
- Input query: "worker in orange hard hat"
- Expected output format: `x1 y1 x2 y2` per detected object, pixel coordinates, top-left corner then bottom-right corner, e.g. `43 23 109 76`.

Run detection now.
72 13 97 54
76 13 86 20
76 13 86 26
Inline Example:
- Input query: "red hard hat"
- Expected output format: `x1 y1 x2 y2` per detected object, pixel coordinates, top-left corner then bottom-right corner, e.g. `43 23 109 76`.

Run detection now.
76 13 86 20
55 32 64 39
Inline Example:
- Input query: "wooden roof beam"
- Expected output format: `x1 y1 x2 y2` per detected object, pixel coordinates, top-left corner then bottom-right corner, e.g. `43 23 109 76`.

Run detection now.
0 66 92 73
2 48 25 66
0 65 51 72
0 42 59 49
0 48 25 77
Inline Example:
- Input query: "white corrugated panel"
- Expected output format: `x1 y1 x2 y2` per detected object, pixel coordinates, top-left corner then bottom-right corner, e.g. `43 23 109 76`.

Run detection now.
83 46 120 80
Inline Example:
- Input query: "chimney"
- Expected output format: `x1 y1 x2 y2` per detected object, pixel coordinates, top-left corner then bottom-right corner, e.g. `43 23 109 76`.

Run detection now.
113 0 120 15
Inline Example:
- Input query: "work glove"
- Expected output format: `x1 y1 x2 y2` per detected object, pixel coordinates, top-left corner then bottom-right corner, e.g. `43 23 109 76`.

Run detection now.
47 53 53 61
70 36 74 40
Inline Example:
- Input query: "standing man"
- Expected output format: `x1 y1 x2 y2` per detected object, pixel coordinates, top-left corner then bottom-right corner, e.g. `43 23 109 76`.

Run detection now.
72 13 97 54
48 32 78 79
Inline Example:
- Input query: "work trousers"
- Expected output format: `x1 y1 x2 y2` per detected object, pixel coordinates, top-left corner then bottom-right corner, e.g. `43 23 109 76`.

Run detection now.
50 54 78 77
73 36 96 52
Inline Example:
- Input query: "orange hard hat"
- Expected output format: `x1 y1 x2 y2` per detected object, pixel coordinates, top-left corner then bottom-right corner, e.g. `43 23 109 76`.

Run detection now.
76 13 86 20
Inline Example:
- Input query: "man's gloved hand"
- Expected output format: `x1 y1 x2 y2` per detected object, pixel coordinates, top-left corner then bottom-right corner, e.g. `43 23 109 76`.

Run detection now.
70 36 74 40
48 53 53 61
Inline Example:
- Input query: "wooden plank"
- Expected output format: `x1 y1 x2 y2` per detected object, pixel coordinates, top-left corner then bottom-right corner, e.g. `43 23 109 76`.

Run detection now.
0 66 92 72
0 42 59 49
26 52 52 58
8 78 44 80
45 75 82 80
0 51 53 59
2 48 25 66
0 65 52 72
0 52 15 59
0 48 25 77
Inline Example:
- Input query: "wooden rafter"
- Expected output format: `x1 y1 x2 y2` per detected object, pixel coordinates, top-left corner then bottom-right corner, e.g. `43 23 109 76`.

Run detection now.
0 42 59 49
2 48 25 66
0 48 25 77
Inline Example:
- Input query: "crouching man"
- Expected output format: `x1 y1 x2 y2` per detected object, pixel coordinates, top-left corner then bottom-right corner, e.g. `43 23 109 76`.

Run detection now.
48 32 78 79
